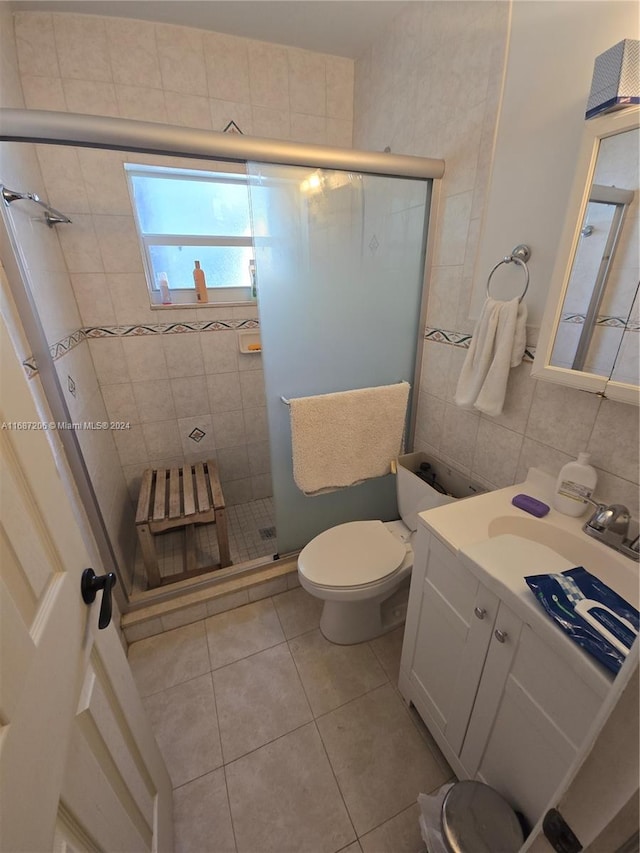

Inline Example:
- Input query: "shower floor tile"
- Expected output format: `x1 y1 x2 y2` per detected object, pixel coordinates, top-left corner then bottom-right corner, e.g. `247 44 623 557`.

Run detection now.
128 588 453 853
132 497 277 592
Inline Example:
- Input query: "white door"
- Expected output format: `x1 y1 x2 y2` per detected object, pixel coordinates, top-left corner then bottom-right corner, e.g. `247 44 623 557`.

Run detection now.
0 305 173 851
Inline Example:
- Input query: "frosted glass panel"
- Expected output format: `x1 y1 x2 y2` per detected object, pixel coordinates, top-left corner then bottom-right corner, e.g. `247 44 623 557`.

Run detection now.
248 164 430 554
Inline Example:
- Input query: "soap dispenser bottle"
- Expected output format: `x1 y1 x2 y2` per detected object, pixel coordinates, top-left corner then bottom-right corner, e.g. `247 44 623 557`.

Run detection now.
553 452 598 517
193 261 208 303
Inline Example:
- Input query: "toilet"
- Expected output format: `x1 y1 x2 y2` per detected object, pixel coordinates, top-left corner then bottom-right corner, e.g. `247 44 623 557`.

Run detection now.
298 453 477 644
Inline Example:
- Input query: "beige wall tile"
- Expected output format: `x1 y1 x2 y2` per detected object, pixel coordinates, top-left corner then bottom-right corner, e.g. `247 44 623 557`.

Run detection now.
209 97 253 135
57 213 104 273
133 379 176 423
527 382 601 457
14 11 59 77
93 215 144 273
162 333 204 379
61 78 119 116
70 273 116 327
251 105 290 140
170 375 208 418
36 145 90 214
53 14 111 81
239 369 266 409
88 338 130 384
106 272 154 325
290 112 326 145
288 48 326 116
113 422 148 466
203 31 251 103
20 75 66 110
588 399 639 482
212 409 246 449
326 56 354 119
471 418 524 488
156 23 207 97
207 371 242 413
122 335 168 382
440 403 480 471
326 117 353 148
164 91 212 129
142 419 182 460
115 84 167 123
248 42 289 111
216 445 250 482
101 382 140 424
200 330 238 374
106 17 161 88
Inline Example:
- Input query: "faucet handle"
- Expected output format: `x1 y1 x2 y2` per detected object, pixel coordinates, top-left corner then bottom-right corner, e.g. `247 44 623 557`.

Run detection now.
587 503 630 537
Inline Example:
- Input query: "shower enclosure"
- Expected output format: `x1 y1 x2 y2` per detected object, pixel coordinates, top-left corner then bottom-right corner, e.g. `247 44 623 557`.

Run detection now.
0 108 442 611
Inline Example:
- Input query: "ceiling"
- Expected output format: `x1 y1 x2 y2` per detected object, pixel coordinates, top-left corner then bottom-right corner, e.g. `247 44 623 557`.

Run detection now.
10 1 410 58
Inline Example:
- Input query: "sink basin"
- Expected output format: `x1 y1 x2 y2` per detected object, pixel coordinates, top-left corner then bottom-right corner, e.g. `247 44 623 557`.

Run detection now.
487 516 639 607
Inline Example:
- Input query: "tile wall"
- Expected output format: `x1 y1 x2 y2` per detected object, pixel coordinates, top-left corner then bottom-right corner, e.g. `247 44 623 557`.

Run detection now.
10 11 356 515
1 3 136 588
354 1 640 515
13 10 354 144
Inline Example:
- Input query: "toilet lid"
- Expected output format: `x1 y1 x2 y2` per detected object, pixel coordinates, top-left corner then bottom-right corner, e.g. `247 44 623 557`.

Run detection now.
298 521 406 587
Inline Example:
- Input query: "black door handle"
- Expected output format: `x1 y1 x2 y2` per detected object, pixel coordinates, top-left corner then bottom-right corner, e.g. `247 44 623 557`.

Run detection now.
81 568 117 629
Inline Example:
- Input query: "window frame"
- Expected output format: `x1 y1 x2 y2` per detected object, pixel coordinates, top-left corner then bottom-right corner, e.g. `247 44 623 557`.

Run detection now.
124 162 256 306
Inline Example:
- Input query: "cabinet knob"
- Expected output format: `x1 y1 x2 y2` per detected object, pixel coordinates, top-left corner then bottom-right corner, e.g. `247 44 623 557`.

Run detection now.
494 629 508 643
474 606 486 620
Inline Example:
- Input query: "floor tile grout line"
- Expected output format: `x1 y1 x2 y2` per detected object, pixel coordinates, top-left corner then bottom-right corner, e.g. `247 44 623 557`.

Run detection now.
221 764 240 853
311 717 360 849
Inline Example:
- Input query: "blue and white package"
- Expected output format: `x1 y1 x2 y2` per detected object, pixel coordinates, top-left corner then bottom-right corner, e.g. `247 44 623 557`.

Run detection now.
525 566 639 674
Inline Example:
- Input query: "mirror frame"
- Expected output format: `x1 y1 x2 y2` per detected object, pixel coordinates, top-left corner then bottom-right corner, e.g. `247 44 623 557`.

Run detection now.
533 106 640 405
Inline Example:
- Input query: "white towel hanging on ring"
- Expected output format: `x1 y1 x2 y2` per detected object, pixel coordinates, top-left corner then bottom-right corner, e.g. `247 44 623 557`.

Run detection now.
454 297 527 417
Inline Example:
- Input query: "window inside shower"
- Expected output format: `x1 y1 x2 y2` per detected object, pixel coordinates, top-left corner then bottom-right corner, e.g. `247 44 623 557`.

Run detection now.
125 163 256 305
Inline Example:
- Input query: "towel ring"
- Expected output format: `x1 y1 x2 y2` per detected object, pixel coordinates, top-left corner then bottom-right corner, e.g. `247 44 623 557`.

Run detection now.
486 244 531 303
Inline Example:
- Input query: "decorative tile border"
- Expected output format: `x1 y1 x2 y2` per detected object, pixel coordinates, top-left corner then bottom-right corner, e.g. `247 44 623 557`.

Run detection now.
424 326 536 362
83 318 259 338
22 317 260 379
560 312 640 331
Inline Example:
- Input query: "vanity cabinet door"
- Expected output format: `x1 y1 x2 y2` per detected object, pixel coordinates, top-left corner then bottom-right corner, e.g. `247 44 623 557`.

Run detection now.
403 533 499 756
462 614 606 827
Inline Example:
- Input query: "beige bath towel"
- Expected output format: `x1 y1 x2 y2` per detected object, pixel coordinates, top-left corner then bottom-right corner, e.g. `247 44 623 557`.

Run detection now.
289 382 411 495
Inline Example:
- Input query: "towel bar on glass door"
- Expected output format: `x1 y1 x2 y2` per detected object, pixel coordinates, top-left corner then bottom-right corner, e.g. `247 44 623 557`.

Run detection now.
486 244 531 303
280 381 408 407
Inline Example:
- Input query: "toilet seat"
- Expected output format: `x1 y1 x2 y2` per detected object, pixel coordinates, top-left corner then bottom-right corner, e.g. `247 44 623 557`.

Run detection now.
298 520 407 588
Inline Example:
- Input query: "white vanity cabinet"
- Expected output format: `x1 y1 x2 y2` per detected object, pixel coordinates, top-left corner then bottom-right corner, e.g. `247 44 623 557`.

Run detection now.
399 525 609 826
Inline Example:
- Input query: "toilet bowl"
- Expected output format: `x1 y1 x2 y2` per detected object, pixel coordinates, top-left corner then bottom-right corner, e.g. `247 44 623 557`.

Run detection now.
298 519 414 644
297 453 478 645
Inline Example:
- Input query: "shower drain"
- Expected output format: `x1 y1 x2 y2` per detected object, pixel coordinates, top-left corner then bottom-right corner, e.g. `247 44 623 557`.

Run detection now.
258 526 276 541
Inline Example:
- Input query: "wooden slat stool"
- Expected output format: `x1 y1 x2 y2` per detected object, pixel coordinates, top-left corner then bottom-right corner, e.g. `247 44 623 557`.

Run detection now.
135 460 231 589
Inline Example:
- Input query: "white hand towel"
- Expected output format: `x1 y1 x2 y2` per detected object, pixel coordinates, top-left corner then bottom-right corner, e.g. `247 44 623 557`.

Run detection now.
289 382 410 495
454 297 527 417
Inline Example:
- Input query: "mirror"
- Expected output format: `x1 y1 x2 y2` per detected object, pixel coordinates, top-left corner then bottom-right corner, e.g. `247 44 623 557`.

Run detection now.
533 107 640 405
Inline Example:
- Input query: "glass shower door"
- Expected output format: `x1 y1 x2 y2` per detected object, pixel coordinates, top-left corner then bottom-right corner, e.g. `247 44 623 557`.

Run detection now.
248 163 430 555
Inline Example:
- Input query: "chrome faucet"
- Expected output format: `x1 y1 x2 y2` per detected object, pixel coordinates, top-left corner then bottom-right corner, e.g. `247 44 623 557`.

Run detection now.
583 502 639 561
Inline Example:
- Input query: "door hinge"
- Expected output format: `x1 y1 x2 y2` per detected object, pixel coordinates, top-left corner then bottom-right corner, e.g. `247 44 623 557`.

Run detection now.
543 808 583 853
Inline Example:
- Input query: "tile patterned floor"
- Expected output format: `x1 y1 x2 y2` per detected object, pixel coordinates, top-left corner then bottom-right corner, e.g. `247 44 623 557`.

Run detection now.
133 498 277 592
128 588 454 853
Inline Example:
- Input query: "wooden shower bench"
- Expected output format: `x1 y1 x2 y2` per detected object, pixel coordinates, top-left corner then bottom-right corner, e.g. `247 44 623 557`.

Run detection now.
135 460 231 589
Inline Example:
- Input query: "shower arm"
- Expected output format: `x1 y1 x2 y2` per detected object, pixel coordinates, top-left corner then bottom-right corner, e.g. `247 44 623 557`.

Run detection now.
1 185 72 227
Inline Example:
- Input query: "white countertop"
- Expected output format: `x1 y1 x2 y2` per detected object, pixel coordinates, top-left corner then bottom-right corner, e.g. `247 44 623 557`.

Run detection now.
417 468 639 692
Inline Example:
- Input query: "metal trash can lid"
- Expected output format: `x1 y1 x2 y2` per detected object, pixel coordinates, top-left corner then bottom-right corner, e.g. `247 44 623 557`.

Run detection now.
441 781 524 853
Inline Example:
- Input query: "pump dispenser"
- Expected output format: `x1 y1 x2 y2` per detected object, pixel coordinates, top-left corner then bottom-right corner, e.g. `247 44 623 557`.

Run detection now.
553 452 598 517
193 261 208 303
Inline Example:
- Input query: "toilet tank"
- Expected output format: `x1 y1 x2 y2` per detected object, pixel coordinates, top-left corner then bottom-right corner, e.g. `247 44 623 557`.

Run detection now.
395 452 486 532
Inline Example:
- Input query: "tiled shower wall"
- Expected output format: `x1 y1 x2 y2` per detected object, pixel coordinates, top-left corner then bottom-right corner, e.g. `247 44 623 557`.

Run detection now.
354 1 640 516
0 3 136 586
8 10 356 538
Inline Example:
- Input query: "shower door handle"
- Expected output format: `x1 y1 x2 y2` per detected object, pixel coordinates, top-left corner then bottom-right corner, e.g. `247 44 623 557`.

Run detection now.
81 568 117 629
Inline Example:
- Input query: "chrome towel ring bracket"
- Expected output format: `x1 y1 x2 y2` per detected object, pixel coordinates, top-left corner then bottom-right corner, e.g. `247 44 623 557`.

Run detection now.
486 244 531 303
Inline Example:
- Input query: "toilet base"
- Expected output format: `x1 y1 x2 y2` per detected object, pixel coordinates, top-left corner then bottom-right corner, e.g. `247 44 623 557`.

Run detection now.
319 579 410 645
